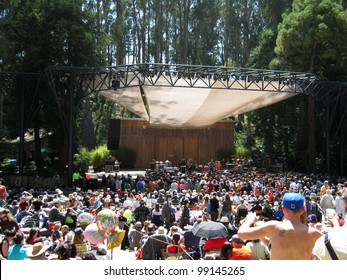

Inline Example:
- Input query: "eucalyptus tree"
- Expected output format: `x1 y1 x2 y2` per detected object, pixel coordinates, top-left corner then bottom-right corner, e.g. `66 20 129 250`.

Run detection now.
246 0 293 164
190 0 221 65
83 0 115 150
259 0 292 28
0 0 96 171
219 0 268 161
219 0 265 67
271 0 347 172
163 0 194 64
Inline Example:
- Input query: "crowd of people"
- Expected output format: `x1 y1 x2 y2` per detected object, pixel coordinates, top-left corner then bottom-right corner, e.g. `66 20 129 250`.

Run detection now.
0 165 346 261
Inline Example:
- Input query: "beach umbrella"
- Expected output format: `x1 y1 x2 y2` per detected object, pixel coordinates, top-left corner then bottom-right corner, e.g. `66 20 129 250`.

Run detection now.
191 221 229 239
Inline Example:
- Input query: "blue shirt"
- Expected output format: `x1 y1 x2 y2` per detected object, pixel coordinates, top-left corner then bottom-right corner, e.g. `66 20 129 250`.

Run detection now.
7 244 27 260
136 180 145 193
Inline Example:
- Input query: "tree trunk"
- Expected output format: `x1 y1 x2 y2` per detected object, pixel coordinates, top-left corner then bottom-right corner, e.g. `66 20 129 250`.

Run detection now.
81 95 96 150
155 0 163 62
296 96 309 171
182 0 191 63
34 116 43 168
115 0 126 65
307 95 316 172
266 107 274 163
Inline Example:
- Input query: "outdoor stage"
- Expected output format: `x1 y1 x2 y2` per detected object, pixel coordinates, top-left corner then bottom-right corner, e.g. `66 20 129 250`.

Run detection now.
108 118 235 169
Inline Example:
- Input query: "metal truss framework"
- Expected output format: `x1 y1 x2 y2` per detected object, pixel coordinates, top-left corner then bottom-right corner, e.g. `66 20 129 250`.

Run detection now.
308 81 347 175
0 72 45 174
1 64 346 186
45 63 317 94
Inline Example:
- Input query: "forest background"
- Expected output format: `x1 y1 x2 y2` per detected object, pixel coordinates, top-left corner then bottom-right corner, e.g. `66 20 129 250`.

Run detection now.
0 0 347 178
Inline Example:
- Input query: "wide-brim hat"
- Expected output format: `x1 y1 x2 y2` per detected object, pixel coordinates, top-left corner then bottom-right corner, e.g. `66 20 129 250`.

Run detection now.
156 226 167 235
26 242 50 257
55 188 63 195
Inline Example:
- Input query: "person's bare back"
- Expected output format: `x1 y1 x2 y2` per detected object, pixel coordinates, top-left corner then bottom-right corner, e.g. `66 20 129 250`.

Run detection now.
264 219 322 259
238 193 322 260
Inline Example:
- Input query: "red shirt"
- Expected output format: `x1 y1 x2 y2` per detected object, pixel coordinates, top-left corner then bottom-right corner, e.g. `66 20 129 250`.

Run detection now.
207 182 214 193
167 244 186 253
0 184 6 199
204 238 227 251
19 200 30 211
267 190 274 202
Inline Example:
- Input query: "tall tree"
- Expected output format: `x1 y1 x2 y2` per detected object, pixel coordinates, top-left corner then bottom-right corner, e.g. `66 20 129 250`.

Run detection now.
259 0 292 28
0 0 96 171
220 0 264 67
272 0 347 172
190 0 220 65
247 1 291 164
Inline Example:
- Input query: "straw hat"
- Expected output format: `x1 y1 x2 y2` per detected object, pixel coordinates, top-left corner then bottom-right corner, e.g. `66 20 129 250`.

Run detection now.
156 226 167 235
26 242 50 257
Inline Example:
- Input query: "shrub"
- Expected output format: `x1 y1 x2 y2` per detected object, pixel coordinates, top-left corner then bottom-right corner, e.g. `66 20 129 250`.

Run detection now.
90 145 110 171
235 146 251 159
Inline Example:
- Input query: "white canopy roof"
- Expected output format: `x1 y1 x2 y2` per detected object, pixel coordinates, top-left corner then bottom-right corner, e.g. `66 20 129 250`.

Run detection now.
100 76 297 128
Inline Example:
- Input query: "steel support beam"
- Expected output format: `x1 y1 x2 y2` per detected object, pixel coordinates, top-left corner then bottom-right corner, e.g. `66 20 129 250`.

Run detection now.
2 64 347 179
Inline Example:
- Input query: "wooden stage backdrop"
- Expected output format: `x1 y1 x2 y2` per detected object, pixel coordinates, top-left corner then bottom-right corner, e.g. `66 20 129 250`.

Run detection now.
108 118 235 169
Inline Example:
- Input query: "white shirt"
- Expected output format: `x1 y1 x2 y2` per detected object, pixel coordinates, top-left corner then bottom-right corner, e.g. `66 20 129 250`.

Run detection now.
320 193 335 210
171 182 178 191
313 220 347 260
246 241 270 260
335 196 345 216
290 181 297 192
123 199 133 208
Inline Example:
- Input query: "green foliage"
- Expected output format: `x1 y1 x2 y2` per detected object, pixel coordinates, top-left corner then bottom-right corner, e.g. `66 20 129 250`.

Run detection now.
0 158 12 168
220 0 265 67
259 0 292 28
235 146 251 159
0 0 96 72
0 0 346 176
90 145 110 170
190 0 221 65
0 158 16 174
73 147 91 172
73 145 111 172
234 122 247 146
248 97 300 164
272 0 347 77
249 28 277 69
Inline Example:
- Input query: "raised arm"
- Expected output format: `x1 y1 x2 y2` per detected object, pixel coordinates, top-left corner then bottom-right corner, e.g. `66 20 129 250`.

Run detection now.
237 212 277 241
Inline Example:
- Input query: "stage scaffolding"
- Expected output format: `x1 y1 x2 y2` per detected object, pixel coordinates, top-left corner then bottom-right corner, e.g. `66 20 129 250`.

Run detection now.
1 63 346 187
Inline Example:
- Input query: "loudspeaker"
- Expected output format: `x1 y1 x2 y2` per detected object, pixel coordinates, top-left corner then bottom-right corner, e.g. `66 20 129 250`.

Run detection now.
107 119 121 150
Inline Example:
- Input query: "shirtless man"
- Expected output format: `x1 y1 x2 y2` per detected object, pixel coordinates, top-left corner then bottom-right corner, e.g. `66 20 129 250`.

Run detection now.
237 192 322 260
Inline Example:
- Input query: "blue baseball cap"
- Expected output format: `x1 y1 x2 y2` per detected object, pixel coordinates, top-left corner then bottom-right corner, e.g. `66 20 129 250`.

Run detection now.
282 193 304 211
